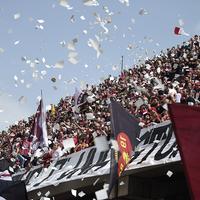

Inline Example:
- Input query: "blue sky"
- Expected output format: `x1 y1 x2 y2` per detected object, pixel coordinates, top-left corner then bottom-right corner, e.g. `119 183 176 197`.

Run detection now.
0 0 200 130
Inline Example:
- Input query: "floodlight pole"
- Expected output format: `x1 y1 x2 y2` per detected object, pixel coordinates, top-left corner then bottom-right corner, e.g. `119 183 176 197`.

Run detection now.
121 56 124 73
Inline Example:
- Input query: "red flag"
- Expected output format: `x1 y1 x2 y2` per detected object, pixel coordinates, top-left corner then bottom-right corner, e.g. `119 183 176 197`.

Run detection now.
108 99 141 198
174 26 181 35
168 103 200 200
174 26 189 36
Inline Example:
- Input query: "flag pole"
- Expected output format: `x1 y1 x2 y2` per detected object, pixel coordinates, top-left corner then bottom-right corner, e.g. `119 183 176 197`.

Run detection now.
109 98 119 199
41 90 43 100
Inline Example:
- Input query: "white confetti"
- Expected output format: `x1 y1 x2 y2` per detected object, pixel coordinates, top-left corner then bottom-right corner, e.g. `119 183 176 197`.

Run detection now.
20 70 25 74
54 60 64 69
14 13 21 20
156 43 160 46
14 40 20 45
78 191 86 197
178 19 184 27
37 191 42 196
93 177 100 186
68 51 78 64
166 170 173 177
37 19 45 23
34 58 40 64
83 29 88 34
8 166 14 173
136 137 141 142
60 40 66 47
87 38 103 58
67 38 78 51
14 75 18 81
33 172 39 177
131 18 135 24
83 0 99 6
80 15 86 20
95 188 108 200
113 25 118 31
59 0 73 9
118 0 129 6
58 74 62 80
41 70 47 76
35 24 44 30
119 181 125 186
68 57 78 65
26 83 31 88
45 191 50 197
139 8 148 15
45 64 51 69
42 57 46 63
71 189 77 197
0 48 4 53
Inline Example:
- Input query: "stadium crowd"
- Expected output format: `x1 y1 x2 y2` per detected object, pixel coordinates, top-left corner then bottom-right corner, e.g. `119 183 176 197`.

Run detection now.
0 35 200 173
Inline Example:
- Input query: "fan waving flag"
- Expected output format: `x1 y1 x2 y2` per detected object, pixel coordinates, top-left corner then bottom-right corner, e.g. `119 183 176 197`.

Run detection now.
168 103 200 200
108 99 141 198
30 96 48 151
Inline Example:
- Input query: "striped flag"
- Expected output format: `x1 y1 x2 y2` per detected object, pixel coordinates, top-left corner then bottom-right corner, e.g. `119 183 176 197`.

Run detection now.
31 97 48 151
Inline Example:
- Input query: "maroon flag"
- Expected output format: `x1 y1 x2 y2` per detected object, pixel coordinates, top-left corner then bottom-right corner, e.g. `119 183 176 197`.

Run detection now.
174 26 181 35
108 99 141 198
31 98 48 151
168 103 200 200
174 26 189 36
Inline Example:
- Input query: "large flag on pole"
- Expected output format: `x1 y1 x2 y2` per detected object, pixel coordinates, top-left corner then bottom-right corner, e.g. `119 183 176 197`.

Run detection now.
168 103 200 200
31 95 48 151
108 99 141 198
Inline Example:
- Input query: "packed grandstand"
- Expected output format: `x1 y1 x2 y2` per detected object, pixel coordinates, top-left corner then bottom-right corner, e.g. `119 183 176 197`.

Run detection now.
0 35 200 176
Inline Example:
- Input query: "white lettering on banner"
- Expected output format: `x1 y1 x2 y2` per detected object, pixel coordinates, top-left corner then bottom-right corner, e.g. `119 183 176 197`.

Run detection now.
13 121 180 192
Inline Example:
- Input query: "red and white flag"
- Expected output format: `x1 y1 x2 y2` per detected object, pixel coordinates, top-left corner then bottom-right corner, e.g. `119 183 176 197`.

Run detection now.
174 26 189 36
31 97 48 151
